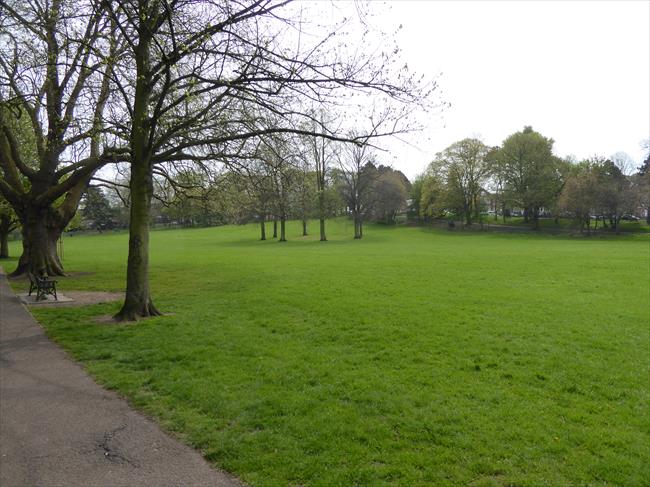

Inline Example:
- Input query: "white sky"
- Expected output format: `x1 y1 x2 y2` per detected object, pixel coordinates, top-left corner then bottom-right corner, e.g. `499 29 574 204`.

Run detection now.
359 0 650 179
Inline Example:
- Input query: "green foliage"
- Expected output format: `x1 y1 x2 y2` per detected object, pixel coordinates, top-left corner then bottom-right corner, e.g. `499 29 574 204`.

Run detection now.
559 157 638 232
496 126 565 221
558 161 600 229
418 171 446 219
427 138 491 225
369 168 409 224
408 175 424 218
18 223 650 486
81 187 116 231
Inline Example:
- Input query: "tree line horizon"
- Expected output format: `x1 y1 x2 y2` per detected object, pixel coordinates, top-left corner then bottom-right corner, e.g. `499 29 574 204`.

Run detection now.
61 125 650 239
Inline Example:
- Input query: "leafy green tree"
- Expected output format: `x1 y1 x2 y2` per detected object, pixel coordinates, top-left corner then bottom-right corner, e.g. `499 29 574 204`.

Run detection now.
496 126 564 227
592 158 636 233
558 162 599 233
418 172 446 220
636 143 650 223
370 168 409 224
428 138 490 225
408 175 424 221
81 187 115 232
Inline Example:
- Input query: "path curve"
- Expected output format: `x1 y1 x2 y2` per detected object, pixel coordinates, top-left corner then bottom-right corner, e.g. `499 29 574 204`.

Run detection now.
0 269 243 487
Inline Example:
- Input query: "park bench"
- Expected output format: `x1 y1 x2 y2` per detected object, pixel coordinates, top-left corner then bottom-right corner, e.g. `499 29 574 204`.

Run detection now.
28 272 58 301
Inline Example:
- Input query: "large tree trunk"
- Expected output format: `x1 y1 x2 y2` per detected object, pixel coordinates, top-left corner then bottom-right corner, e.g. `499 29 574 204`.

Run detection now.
114 22 160 321
10 207 65 276
0 215 15 259
273 219 278 238
279 217 286 242
0 231 9 259
319 218 326 241
302 219 307 236
114 158 160 321
260 220 266 240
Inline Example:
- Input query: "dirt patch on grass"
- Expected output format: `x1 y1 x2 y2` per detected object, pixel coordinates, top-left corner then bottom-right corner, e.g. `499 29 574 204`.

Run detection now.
61 291 123 306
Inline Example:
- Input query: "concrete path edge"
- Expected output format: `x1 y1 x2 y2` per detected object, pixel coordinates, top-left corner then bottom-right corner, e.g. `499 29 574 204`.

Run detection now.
0 267 244 487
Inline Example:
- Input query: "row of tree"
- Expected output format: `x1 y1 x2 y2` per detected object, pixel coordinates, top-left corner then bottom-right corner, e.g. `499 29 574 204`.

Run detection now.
411 127 649 232
76 138 411 241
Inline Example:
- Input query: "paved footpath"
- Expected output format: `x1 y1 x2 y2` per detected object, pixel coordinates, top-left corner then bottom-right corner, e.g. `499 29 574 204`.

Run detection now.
0 269 243 487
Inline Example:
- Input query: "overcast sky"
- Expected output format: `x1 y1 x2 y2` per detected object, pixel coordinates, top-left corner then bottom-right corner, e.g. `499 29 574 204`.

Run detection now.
359 0 650 179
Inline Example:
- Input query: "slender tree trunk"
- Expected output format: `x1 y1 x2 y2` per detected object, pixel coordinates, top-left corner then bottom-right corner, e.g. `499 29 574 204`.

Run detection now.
353 214 361 239
318 189 327 241
319 218 326 241
10 207 65 276
302 219 307 236
279 217 286 242
260 220 266 240
273 219 278 238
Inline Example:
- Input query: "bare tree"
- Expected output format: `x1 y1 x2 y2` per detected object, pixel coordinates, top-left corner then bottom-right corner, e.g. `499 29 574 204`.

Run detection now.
0 0 123 275
299 114 337 241
335 136 379 239
103 0 434 320
259 134 296 242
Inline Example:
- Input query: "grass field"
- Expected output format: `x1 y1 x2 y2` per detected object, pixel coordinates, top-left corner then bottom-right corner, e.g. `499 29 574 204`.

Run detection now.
7 220 650 486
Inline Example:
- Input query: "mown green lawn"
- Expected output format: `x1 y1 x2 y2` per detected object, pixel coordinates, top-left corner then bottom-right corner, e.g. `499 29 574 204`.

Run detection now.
8 221 650 486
